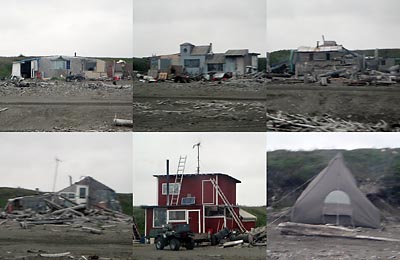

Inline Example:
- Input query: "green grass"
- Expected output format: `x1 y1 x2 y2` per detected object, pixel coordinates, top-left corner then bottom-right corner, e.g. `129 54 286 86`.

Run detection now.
133 206 145 236
116 193 133 216
240 206 266 227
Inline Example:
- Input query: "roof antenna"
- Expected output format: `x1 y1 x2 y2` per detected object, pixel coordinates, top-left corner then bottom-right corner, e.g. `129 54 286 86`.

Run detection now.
52 157 62 193
193 142 201 174
322 35 325 43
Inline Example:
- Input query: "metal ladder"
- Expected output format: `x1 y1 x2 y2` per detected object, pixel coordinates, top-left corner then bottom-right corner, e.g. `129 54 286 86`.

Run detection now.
132 214 141 242
169 155 187 206
209 178 246 233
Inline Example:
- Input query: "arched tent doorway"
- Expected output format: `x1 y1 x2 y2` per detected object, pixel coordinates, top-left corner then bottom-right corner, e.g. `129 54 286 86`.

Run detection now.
322 190 354 227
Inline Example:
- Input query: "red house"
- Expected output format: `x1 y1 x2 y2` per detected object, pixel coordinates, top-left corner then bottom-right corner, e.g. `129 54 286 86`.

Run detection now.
143 172 257 237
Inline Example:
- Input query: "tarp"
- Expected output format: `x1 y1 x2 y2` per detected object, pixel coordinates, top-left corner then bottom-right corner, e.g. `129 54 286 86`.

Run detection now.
291 153 380 228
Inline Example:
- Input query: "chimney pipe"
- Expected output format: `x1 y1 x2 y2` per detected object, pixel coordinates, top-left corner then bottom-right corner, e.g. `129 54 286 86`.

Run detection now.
74 52 77 57
166 160 170 206
69 175 72 186
317 41 319 47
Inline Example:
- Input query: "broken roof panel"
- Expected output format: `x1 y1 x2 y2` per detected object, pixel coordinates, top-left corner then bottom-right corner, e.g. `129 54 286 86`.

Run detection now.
191 45 211 56
225 49 249 56
206 53 225 64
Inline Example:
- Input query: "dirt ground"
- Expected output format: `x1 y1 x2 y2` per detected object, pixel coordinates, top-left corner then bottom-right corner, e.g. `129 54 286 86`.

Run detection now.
133 79 266 131
267 82 400 128
133 243 266 260
267 222 400 259
0 220 133 260
0 80 133 131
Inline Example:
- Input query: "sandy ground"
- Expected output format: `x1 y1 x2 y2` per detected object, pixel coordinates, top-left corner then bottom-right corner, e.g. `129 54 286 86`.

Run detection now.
133 243 266 260
133 80 266 131
0 220 133 260
267 82 400 127
267 223 400 259
0 80 133 131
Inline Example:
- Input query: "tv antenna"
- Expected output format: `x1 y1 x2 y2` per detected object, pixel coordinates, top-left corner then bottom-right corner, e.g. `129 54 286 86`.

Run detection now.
52 157 62 193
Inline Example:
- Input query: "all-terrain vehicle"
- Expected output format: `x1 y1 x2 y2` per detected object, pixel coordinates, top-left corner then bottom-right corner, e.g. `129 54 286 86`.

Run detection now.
155 224 195 251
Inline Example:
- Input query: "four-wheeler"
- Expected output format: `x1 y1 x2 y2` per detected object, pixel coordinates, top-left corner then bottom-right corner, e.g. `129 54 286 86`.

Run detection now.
155 224 195 251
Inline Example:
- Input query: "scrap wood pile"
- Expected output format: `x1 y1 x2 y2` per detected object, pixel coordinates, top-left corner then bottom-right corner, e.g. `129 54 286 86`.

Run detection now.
213 226 267 248
267 111 391 132
278 222 400 242
10 250 122 259
1 194 131 234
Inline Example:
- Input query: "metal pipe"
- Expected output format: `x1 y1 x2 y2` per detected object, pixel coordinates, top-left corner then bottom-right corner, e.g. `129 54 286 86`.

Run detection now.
166 159 170 206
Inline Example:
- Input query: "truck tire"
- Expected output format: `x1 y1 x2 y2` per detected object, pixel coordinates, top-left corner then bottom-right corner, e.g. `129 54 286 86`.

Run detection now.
155 237 165 250
169 238 181 251
185 238 195 250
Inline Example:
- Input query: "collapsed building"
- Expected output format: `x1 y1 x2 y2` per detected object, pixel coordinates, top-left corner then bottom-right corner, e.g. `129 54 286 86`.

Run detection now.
149 42 259 78
5 176 121 213
292 39 363 77
11 55 131 80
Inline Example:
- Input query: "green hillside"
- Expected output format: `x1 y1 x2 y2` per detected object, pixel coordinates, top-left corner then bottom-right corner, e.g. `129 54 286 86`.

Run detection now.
116 193 133 216
268 149 400 208
0 187 41 209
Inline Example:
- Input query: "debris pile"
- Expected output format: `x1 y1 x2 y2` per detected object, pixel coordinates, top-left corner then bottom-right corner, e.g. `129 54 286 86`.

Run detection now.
2 194 132 232
267 111 391 132
211 226 267 248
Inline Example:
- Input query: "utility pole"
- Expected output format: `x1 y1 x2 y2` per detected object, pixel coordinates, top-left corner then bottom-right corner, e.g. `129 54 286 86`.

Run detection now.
52 157 62 193
193 142 200 174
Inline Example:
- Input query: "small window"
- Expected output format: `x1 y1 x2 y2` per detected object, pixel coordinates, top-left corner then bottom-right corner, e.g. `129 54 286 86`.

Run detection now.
162 183 180 195
66 60 71 70
181 197 195 205
153 208 167 227
53 60 66 70
381 60 386 65
309 53 314 61
79 187 87 199
168 210 186 222
68 193 75 199
324 190 351 205
183 48 188 53
184 59 200 68
205 206 225 217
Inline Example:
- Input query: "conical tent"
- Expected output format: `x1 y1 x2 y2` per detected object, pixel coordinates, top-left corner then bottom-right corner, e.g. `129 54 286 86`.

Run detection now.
291 153 380 228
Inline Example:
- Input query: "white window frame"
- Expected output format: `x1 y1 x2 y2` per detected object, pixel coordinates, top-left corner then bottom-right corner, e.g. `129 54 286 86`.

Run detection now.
167 210 187 223
152 208 167 228
162 183 180 195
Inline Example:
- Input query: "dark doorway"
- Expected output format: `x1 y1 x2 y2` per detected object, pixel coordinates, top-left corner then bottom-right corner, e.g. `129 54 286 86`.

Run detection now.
20 61 32 78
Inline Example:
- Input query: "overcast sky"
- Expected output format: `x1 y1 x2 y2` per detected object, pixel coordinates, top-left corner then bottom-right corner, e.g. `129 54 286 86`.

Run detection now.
133 133 266 206
133 0 266 57
267 0 400 52
0 133 132 193
267 133 400 151
0 0 132 57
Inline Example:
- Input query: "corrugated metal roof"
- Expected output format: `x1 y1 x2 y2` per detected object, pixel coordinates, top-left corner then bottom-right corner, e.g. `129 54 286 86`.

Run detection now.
225 49 249 56
206 53 225 64
297 45 344 52
153 172 241 183
191 45 211 55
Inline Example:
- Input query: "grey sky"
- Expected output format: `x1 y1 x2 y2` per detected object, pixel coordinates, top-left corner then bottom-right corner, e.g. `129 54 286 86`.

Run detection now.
0 0 132 57
0 133 132 193
267 0 400 52
133 0 266 57
133 133 266 206
267 133 400 151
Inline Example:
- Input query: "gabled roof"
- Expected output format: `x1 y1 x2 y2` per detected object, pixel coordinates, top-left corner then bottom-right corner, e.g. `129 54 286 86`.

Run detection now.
153 172 241 183
74 176 115 192
225 49 249 56
191 45 211 56
206 53 225 64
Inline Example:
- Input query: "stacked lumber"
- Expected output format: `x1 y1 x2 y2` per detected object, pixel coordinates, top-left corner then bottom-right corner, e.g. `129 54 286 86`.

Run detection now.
267 111 390 132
